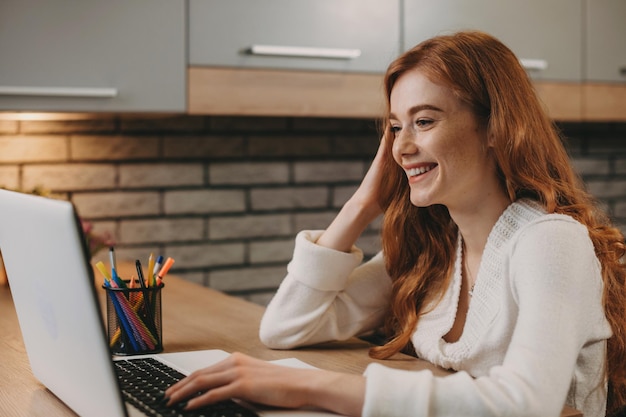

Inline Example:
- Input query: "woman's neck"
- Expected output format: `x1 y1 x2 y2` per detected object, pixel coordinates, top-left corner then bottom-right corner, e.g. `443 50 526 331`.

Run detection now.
449 191 512 258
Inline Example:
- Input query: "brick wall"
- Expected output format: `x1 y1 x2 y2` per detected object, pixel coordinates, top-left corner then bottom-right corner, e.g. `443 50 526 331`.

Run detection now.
0 115 624 305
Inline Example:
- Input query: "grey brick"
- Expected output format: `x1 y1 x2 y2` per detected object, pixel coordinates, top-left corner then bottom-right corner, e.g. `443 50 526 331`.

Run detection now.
120 115 205 133
332 185 359 208
332 135 379 156
23 164 116 191
0 135 67 163
368 214 384 231
71 135 159 160
120 163 204 188
611 201 626 218
91 245 161 271
294 211 338 231
570 157 610 176
249 239 295 264
208 266 286 291
613 158 626 175
244 291 276 307
292 117 374 132
208 116 288 132
356 233 382 258
209 214 291 240
0 166 19 189
173 271 206 286
120 218 204 244
72 191 160 218
585 180 626 199
250 186 328 210
163 135 245 158
585 137 626 155
164 242 245 268
294 161 364 183
248 135 331 157
210 162 289 185
164 189 245 214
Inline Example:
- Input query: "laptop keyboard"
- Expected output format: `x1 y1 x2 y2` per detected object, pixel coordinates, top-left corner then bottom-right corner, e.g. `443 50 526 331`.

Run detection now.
114 358 259 417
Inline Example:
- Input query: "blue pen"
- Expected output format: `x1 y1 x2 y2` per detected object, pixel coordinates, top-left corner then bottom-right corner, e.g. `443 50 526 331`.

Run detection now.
109 247 126 288
105 281 140 352
152 255 163 277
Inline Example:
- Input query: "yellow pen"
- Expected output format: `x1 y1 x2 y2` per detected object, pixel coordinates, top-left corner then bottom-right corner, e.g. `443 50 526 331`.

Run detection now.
95 261 112 282
147 253 155 287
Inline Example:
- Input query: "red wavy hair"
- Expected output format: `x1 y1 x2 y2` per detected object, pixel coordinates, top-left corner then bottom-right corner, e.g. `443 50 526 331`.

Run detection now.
369 30 626 414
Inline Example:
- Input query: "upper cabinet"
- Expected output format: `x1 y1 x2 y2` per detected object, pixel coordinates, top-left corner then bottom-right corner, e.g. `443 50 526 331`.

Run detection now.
0 0 186 112
189 0 400 74
0 1 622 120
585 0 626 83
402 0 583 82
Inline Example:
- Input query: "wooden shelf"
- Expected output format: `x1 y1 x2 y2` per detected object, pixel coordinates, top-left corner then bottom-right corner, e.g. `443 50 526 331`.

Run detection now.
188 66 626 122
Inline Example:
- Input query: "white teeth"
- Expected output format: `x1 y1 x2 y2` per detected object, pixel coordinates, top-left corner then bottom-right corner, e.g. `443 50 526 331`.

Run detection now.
408 165 434 177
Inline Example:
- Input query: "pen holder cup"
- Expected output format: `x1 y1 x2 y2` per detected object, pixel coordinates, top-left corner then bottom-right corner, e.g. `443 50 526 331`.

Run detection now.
103 280 164 356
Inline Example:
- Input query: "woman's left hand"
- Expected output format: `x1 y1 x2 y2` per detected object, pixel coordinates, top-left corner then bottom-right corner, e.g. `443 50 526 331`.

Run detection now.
164 352 366 416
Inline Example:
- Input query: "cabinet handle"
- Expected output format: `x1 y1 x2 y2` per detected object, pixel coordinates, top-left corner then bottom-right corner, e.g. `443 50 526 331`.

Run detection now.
248 45 361 60
0 86 118 98
519 59 548 72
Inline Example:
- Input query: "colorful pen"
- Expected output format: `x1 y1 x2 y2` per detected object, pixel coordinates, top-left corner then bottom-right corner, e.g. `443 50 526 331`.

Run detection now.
109 247 125 288
152 255 163 278
95 261 112 282
156 257 175 281
147 253 155 287
135 260 158 339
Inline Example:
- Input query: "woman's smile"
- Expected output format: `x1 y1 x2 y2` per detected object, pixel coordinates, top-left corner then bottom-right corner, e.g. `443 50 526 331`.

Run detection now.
405 163 438 184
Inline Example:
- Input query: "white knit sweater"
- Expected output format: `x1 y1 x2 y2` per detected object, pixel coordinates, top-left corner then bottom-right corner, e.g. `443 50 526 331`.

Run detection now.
259 200 612 417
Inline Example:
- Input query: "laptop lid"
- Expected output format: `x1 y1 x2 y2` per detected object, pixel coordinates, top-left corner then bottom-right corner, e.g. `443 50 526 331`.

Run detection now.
0 189 128 417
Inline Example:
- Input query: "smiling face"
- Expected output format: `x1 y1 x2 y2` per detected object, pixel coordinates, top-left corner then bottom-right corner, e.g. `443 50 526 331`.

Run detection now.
389 69 502 213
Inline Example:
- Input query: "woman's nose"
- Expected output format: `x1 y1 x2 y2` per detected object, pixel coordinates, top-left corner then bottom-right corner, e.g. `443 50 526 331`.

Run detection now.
392 128 417 158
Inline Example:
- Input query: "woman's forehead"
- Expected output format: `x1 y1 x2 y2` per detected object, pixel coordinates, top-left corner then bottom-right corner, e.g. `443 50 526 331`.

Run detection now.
389 70 467 117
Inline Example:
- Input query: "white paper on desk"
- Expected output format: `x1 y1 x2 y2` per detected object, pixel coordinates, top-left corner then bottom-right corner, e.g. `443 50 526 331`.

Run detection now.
270 357 319 370
154 349 231 374
153 349 319 375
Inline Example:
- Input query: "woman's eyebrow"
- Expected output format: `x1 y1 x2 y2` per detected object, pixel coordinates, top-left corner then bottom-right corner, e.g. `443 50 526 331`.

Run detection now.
389 104 444 120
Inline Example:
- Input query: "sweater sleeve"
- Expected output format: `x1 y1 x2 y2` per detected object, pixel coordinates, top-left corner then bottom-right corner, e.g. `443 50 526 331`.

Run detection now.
259 230 392 349
362 217 610 417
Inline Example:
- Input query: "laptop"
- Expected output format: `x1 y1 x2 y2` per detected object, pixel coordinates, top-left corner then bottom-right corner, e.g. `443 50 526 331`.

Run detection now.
0 189 341 417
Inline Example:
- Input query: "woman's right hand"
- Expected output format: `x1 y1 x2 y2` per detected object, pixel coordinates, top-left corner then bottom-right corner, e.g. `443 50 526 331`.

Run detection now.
351 135 388 219
316 135 389 252
164 352 366 417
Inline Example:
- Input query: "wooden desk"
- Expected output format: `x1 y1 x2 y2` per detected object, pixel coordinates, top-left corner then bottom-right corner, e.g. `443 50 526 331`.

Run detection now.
0 270 583 417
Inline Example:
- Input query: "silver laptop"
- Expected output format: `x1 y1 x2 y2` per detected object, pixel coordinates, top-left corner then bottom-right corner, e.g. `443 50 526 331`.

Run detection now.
0 189 340 417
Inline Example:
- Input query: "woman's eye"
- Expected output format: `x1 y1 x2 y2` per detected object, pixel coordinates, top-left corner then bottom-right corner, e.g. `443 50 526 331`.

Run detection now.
390 125 401 134
416 119 433 128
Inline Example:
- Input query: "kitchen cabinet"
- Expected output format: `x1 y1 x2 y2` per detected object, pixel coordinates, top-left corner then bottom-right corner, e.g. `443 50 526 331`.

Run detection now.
0 0 185 112
585 0 626 83
583 0 626 121
188 0 398 118
189 0 399 74
402 0 583 82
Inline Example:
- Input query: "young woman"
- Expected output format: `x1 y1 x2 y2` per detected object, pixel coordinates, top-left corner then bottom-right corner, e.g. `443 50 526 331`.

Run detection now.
165 31 626 417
